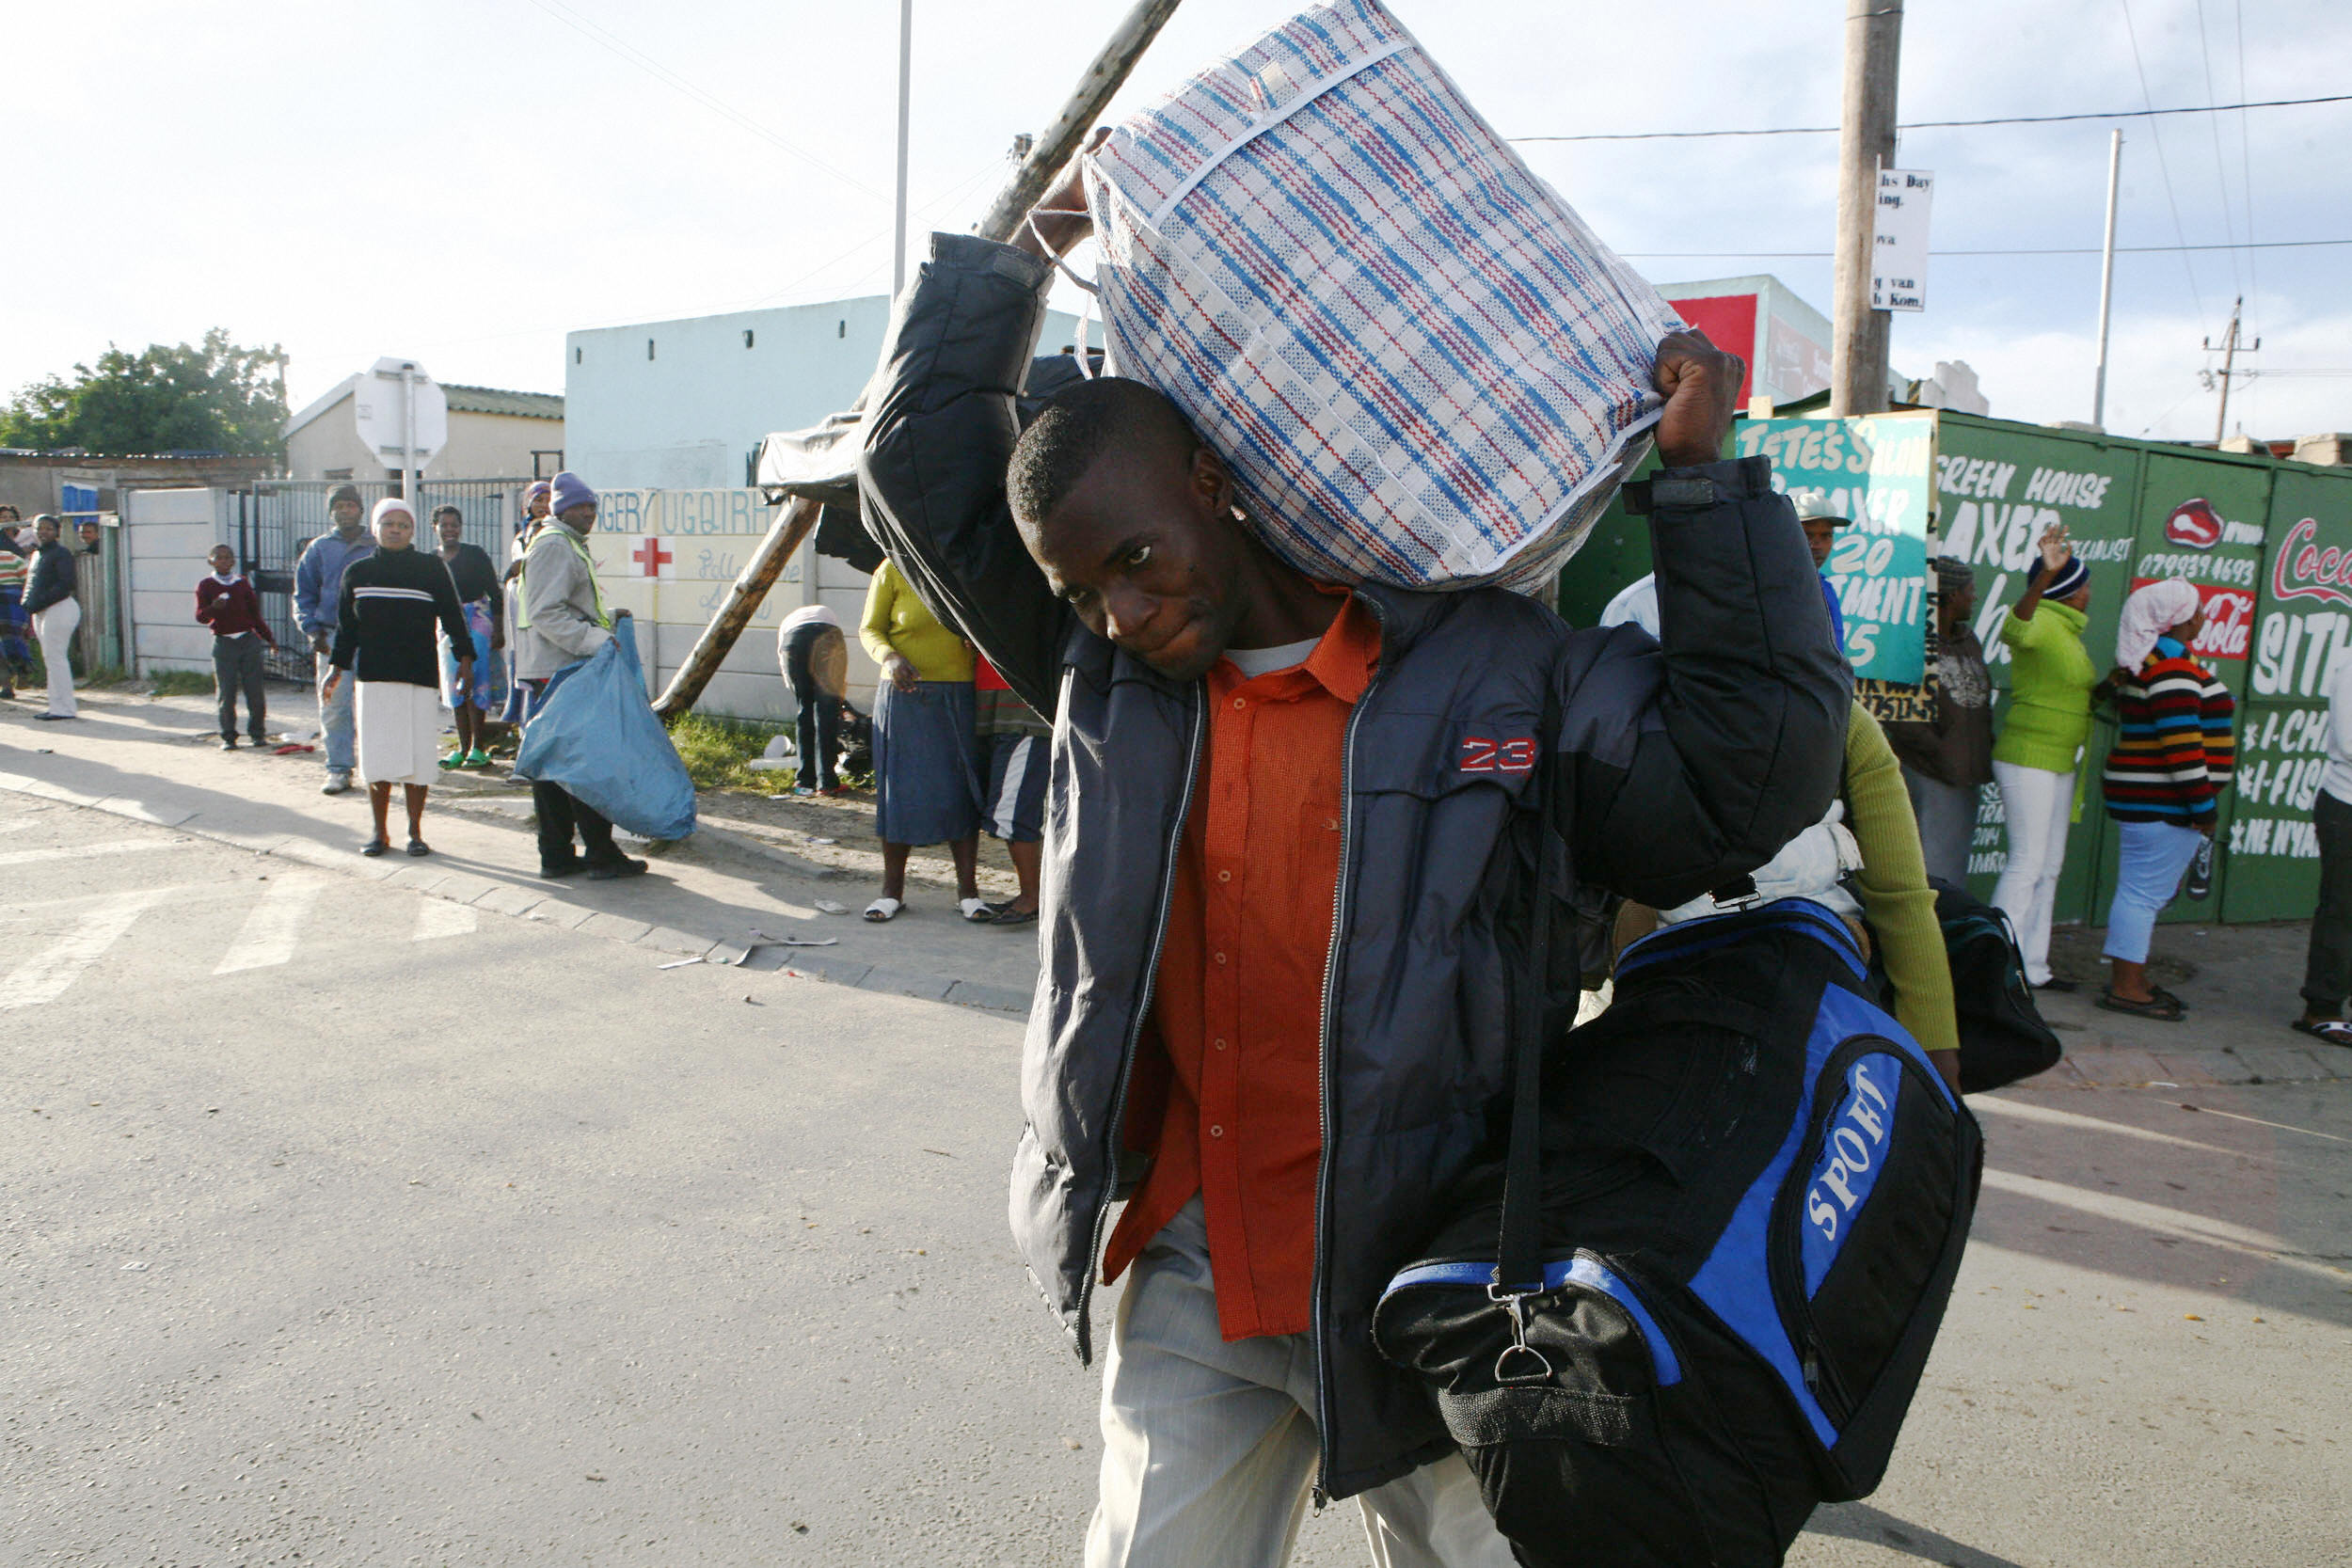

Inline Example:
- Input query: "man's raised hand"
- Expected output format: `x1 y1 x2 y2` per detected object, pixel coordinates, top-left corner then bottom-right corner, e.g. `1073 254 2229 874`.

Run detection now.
1651 330 1746 469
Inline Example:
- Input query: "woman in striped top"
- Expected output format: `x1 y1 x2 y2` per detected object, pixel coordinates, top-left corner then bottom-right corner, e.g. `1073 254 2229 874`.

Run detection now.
2096 579 2235 1021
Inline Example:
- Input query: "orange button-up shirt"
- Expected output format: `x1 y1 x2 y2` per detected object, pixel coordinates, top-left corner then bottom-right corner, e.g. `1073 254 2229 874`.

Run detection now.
1101 595 1382 1340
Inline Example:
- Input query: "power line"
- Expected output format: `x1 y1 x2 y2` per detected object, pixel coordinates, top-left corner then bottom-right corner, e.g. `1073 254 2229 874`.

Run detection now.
1615 237 2352 260
516 0 884 202
2193 0 2242 296
2118 0 2209 326
1505 90 2350 143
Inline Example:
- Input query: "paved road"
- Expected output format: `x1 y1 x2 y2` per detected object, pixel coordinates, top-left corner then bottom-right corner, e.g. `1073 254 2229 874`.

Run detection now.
5 799 2347 1565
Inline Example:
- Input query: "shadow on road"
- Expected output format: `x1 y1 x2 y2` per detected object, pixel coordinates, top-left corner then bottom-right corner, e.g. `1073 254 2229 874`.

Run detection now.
1805 1500 2030 1567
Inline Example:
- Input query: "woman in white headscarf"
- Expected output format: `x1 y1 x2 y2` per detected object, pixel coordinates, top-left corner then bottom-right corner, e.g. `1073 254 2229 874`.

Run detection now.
2095 578 2234 1021
322 499 474 856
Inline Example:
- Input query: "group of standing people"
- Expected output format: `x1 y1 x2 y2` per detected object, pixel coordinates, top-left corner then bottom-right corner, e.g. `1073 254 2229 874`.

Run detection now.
275 474 643 879
0 504 88 719
1881 522 2239 1023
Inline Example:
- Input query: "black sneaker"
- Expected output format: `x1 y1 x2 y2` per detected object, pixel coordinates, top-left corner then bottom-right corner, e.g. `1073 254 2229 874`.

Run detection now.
539 857 585 879
585 856 649 881
221 736 239 751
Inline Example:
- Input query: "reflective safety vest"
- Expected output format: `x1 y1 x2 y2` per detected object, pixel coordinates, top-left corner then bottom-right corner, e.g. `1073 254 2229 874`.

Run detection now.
514 526 610 633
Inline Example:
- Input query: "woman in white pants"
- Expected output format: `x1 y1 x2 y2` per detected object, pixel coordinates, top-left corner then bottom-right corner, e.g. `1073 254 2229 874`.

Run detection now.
24 515 81 721
1990 526 2100 988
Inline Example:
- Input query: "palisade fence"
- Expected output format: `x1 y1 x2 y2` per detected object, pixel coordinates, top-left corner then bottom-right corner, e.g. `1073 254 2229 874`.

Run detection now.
228 479 532 680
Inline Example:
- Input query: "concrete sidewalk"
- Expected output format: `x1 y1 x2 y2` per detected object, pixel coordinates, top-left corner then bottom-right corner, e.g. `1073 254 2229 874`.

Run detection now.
0 688 1041 1016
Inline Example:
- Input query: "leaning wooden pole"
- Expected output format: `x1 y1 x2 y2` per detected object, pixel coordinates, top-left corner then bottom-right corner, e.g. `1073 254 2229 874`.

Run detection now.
650 0 1183 720
652 496 822 718
972 0 1183 243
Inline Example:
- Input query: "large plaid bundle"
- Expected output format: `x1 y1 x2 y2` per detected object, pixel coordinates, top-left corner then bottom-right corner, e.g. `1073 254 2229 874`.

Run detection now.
1084 0 1683 591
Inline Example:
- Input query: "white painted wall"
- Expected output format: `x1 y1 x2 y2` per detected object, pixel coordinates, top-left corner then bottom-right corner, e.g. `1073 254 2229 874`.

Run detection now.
123 488 227 673
564 294 1083 492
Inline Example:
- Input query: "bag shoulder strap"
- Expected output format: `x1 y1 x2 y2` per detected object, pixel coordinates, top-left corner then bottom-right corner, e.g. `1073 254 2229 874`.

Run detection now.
1496 680 1565 1293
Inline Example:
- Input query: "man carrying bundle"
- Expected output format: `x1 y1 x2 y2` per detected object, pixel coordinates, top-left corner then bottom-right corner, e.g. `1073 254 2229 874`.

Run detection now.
857 157 1849 1563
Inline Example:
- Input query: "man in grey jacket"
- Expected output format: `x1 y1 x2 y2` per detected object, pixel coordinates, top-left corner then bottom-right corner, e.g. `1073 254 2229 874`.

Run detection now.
856 155 1850 1565
515 470 644 880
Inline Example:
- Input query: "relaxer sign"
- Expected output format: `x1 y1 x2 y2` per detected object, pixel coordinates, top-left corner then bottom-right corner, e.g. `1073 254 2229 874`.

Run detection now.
1734 413 1935 684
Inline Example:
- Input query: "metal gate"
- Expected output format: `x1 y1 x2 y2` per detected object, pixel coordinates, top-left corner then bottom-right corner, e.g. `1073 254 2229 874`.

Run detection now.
229 479 532 680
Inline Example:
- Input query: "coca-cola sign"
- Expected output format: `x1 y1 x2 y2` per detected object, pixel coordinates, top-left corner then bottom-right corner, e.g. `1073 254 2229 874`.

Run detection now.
2164 497 2224 550
2269 516 2352 609
2128 576 2254 660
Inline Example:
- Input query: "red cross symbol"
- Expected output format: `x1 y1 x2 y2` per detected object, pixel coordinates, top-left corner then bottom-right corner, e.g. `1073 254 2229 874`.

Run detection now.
633 536 673 578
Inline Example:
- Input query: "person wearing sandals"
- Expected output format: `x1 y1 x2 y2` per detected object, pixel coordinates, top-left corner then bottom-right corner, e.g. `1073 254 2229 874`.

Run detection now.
2296 648 2352 1048
431 504 505 769
859 558 987 923
322 498 473 858
2096 579 2234 1022
1991 524 2098 990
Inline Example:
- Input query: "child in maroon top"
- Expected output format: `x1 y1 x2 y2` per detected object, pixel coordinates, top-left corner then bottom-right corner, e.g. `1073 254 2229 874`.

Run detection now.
196 544 276 747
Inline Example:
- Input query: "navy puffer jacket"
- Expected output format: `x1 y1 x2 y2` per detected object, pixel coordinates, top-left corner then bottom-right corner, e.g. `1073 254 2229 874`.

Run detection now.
858 232 1851 1500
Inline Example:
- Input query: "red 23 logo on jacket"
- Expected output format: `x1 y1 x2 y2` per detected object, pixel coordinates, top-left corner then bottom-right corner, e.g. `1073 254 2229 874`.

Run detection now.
1458 735 1537 774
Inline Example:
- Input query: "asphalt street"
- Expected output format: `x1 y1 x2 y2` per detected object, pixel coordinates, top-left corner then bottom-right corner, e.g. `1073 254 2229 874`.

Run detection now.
4 797 2348 1566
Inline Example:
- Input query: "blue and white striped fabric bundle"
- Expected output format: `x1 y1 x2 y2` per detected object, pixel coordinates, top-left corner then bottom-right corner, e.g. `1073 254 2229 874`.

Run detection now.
1084 0 1682 591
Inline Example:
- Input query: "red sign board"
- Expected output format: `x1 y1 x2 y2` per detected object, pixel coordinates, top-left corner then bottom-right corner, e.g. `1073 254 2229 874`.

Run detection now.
1664 293 1757 404
2127 576 2254 662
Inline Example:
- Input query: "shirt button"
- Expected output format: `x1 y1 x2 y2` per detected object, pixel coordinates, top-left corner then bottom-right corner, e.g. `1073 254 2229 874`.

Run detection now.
1214 1037 1228 1051
1232 696 1247 710
1214 951 1227 965
1216 869 1232 883
1209 1124 1224 1138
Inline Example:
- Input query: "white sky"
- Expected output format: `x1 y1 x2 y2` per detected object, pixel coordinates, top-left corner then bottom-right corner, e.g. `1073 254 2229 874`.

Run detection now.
9 0 2347 442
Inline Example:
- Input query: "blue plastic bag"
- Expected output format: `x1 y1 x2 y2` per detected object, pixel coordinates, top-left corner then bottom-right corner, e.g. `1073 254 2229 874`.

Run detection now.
514 618 697 842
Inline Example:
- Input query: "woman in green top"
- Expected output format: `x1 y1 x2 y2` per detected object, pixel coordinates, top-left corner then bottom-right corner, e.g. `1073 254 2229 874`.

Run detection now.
1991 524 2098 990
859 559 986 923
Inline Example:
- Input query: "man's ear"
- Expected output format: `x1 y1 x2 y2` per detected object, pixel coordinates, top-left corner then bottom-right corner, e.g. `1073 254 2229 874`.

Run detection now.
1188 444 1232 518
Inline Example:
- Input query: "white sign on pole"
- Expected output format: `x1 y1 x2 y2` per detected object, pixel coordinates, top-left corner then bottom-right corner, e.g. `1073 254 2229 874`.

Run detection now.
352 356 449 470
1870 167 1933 313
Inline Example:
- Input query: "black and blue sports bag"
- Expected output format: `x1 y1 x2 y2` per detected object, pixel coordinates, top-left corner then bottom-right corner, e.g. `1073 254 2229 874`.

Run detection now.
1374 898 1982 1566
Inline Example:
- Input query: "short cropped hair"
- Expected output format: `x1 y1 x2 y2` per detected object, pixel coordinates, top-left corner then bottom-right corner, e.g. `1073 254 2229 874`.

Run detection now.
432 504 463 525
1007 377 1200 528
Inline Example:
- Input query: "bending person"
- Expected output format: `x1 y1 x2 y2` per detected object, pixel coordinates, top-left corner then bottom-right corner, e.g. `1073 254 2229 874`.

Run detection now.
857 559 985 922
323 499 472 857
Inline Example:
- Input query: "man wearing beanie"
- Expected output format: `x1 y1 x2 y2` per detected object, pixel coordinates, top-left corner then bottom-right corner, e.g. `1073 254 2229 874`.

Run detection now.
515 471 644 880
294 483 376 793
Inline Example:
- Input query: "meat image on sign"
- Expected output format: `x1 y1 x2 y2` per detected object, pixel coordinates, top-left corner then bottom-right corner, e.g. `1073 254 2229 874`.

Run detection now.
2165 498 2223 550
2127 576 2253 661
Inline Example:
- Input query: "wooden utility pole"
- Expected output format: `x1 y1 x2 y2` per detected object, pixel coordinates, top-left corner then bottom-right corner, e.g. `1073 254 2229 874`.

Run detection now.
650 0 1185 719
2204 296 2260 444
1829 0 1904 417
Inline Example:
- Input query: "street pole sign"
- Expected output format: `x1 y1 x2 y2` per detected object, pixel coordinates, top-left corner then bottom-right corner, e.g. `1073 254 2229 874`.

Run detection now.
353 356 448 501
1871 168 1934 312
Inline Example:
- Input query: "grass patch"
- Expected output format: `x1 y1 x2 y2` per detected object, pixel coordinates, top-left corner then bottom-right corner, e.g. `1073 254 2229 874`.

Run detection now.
146 669 212 697
667 712 791 792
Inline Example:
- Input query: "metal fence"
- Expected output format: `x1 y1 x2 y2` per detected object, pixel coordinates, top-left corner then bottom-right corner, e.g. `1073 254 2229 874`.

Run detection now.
227 479 532 680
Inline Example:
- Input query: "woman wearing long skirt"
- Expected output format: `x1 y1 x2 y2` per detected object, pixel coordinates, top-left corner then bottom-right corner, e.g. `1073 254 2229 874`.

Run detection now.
858 559 986 922
323 499 474 857
1990 524 2098 990
2096 581 2234 1021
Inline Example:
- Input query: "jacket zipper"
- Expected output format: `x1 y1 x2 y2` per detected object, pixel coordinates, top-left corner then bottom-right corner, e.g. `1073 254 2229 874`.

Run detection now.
1072 681 1205 1362
1311 596 1387 1507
